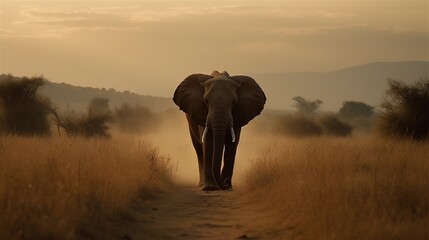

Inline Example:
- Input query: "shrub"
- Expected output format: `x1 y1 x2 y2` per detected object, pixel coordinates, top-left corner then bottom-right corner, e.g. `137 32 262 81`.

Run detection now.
275 113 323 137
378 78 429 141
339 101 374 119
320 114 353 137
59 111 111 138
58 99 112 138
88 98 110 115
81 112 111 138
114 103 159 134
274 113 353 138
0 75 53 136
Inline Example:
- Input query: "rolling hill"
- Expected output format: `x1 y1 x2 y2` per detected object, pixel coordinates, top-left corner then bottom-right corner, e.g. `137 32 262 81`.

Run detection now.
41 82 175 112
253 61 429 111
1 61 428 113
0 74 174 112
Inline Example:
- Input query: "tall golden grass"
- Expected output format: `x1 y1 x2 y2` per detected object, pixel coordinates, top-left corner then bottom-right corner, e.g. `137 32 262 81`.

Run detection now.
245 136 428 240
0 136 172 240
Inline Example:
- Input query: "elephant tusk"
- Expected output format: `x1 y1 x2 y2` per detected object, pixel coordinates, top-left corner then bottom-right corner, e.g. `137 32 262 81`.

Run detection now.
231 127 235 143
202 126 208 143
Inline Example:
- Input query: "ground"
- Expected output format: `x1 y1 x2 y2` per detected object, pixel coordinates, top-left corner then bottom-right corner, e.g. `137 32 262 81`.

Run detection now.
88 185 297 240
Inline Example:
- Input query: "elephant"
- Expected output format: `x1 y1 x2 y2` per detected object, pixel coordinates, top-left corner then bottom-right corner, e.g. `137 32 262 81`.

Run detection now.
173 71 266 190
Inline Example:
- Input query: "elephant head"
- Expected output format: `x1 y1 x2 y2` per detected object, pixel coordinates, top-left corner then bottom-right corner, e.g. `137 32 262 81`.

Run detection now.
173 71 266 189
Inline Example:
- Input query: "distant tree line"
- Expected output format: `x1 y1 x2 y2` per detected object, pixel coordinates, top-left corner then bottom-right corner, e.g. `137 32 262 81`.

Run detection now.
0 74 161 138
1 74 427 141
274 77 428 141
274 97 363 137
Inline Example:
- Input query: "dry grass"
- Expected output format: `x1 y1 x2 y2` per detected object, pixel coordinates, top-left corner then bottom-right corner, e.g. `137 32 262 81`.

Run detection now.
0 136 172 240
245 136 428 240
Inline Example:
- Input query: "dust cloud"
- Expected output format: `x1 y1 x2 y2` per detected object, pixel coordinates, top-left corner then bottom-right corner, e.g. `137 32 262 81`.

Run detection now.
145 112 198 185
143 110 275 186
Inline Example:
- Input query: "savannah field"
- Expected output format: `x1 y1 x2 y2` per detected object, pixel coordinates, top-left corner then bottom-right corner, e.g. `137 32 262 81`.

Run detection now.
1 0 428 239
0 74 428 239
0 136 173 239
0 128 427 239
244 135 428 240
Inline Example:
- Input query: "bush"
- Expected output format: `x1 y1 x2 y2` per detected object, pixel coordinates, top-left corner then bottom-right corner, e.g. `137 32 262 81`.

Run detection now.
275 114 323 137
114 103 159 134
81 112 111 138
58 99 112 138
275 114 352 137
59 111 111 138
0 75 53 136
88 98 110 115
320 114 353 137
378 78 429 141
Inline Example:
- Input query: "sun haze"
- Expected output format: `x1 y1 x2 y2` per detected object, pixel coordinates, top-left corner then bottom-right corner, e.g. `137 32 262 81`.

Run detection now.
1 0 427 97
1 1 429 239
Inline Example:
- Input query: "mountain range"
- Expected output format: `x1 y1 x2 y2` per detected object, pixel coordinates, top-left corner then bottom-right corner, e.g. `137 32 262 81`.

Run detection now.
254 61 428 111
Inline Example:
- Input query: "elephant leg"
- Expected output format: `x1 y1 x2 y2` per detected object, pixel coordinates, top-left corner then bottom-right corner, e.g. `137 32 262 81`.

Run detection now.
190 134 204 187
222 128 241 189
186 114 206 187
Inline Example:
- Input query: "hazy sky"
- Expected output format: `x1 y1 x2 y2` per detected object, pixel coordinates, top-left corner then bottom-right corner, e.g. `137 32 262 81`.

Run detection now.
0 0 428 97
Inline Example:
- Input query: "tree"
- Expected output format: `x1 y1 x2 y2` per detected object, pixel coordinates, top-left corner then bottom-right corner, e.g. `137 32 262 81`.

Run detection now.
339 101 374 119
0 75 53 136
292 96 323 115
378 78 429 141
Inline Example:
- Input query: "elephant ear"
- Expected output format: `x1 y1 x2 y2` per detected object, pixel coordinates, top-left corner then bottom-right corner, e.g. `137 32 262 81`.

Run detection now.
173 74 212 126
231 76 266 127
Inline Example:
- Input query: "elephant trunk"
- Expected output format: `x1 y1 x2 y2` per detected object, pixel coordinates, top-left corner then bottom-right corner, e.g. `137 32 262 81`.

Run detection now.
212 126 228 190
203 126 235 143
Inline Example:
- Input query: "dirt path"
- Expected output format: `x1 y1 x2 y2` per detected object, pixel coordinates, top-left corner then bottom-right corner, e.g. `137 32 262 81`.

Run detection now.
95 185 294 240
